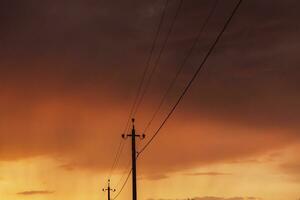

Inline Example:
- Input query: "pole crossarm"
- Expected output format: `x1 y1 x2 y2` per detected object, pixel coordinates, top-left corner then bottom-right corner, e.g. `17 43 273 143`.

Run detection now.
121 118 145 200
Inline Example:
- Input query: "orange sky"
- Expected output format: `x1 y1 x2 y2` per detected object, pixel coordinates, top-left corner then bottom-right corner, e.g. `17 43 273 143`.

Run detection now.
1 0 300 200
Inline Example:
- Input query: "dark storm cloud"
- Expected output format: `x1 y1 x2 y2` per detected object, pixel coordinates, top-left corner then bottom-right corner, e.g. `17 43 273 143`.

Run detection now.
0 0 300 174
155 0 300 130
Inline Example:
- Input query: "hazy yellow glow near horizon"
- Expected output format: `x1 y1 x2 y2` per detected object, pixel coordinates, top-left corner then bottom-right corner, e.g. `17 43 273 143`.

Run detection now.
1 145 299 200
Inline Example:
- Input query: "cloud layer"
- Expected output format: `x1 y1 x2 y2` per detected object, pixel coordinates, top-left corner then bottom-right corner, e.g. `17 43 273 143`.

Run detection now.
16 190 54 195
184 172 232 176
148 197 261 200
0 0 299 176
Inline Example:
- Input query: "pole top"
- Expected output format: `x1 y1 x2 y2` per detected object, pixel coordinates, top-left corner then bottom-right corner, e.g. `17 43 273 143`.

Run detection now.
132 118 135 129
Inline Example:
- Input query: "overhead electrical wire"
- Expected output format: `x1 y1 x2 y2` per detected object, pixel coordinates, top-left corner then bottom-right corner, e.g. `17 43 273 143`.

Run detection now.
109 1 243 199
111 0 218 195
108 139 123 179
107 0 170 193
112 169 132 200
138 0 243 157
113 159 131 189
107 0 170 181
143 0 220 134
111 0 183 194
133 0 184 118
128 0 170 121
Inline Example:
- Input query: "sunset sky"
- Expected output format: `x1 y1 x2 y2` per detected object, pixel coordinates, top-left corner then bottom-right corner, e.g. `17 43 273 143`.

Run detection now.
0 1 300 200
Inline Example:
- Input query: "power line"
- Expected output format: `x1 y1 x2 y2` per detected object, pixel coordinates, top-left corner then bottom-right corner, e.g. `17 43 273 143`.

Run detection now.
111 141 131 190
113 159 131 189
108 139 124 179
138 0 243 156
112 168 132 200
143 0 220 134
107 0 170 181
128 0 170 120
108 132 130 181
133 0 184 118
109 1 243 199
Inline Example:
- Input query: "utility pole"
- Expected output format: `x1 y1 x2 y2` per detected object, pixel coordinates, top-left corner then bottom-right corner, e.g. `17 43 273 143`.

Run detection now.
122 118 145 200
102 179 115 200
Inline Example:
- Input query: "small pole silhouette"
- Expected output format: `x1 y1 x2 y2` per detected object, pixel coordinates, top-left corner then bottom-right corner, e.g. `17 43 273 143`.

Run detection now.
122 118 145 200
102 179 115 200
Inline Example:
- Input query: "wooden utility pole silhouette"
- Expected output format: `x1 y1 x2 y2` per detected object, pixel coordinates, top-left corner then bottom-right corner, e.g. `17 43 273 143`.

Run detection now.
102 179 115 200
122 118 145 200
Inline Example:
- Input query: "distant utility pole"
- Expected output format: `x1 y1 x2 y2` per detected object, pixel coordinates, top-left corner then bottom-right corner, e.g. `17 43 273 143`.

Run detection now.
102 179 115 200
122 118 145 200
